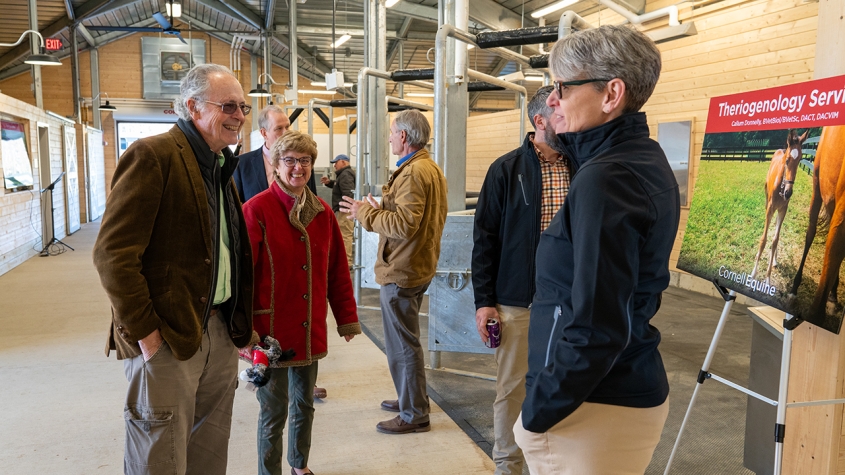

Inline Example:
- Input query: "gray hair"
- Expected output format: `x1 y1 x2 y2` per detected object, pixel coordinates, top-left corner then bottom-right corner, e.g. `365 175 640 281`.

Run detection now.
393 110 431 149
527 85 555 128
174 64 238 121
549 25 661 113
258 104 287 130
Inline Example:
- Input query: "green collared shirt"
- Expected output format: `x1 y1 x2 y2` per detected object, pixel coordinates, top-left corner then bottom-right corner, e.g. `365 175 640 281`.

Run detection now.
213 154 232 305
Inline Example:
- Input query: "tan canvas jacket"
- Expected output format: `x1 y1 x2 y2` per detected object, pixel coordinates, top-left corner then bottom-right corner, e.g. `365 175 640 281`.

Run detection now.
357 148 448 288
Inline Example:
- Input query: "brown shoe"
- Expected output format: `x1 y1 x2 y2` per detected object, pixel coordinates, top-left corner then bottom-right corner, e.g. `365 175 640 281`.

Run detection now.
313 386 327 399
291 468 315 475
380 399 399 412
376 415 430 434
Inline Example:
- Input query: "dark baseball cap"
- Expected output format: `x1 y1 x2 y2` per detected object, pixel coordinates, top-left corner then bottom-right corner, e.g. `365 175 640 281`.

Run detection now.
330 154 349 164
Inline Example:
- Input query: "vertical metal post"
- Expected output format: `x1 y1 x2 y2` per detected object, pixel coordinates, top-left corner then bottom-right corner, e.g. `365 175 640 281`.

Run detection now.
367 0 388 193
397 41 404 98
289 1 298 112
90 48 101 130
435 1 469 213
28 0 43 109
773 316 796 475
71 25 81 123
251 54 259 132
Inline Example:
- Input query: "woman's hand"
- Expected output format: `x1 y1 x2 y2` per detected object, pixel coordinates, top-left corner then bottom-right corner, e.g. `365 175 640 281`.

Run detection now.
344 334 355 342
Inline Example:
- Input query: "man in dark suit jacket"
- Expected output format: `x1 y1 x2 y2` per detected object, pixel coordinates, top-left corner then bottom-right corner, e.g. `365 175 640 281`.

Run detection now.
233 105 316 204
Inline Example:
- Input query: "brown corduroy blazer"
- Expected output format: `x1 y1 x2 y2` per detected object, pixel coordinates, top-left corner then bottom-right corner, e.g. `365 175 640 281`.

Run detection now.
93 126 253 361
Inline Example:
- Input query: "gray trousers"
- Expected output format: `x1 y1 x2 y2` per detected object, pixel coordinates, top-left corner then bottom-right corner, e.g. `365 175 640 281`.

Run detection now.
256 362 319 475
123 312 238 475
380 282 430 424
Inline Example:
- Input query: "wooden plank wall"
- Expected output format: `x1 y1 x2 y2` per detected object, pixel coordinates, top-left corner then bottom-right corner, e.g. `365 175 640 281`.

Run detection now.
0 93 70 276
465 0 818 273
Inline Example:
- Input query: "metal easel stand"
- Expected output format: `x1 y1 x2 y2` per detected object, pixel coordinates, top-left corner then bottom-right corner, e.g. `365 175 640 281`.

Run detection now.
664 279 845 475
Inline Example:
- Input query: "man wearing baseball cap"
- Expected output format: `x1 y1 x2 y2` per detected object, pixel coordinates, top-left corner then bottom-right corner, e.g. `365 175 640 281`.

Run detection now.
321 154 356 267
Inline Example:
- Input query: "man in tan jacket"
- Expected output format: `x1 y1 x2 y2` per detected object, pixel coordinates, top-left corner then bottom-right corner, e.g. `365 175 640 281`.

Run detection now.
340 109 447 435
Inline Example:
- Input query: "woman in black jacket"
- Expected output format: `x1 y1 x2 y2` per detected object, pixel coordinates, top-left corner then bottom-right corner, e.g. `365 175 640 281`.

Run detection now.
514 25 681 475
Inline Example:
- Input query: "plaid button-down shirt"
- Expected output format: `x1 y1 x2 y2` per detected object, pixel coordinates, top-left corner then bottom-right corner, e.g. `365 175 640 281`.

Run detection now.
532 136 570 231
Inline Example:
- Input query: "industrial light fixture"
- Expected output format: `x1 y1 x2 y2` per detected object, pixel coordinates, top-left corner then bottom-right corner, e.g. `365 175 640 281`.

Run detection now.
406 92 434 98
249 73 282 98
467 44 475 50
165 0 182 18
530 0 580 18
331 34 351 49
524 75 545 82
92 92 117 111
0 30 62 66
248 84 271 97
385 0 401 7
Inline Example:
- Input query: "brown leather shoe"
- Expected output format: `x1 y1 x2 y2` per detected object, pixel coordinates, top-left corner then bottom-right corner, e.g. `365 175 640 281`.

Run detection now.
380 399 399 412
291 468 314 475
313 386 327 399
376 415 430 434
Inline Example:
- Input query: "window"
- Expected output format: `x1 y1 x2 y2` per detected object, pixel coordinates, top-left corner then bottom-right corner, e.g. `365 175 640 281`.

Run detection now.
1 120 34 191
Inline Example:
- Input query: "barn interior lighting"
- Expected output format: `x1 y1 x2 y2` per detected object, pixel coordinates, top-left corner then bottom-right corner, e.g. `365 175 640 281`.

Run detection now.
385 0 401 7
248 84 271 97
331 34 351 48
165 0 182 18
249 73 282 98
530 0 580 18
92 92 117 111
524 75 545 82
0 30 62 66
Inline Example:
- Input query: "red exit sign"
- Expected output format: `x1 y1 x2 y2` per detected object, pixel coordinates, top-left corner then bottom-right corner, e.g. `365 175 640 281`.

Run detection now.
45 38 62 51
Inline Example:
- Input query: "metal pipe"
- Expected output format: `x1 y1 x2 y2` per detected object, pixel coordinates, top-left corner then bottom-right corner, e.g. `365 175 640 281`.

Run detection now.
466 68 526 142
387 96 433 111
289 0 298 108
71 24 81 123
597 0 680 26
455 0 468 85
558 11 595 39
435 24 478 168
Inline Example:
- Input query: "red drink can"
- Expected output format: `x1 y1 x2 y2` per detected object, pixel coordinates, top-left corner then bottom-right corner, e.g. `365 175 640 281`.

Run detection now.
486 319 501 349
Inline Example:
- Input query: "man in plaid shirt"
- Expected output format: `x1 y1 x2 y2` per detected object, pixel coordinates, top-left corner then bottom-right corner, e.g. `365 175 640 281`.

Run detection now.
471 85 570 475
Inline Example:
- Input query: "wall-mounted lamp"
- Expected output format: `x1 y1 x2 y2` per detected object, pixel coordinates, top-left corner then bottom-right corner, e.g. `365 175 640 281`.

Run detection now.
0 30 62 66
165 0 182 18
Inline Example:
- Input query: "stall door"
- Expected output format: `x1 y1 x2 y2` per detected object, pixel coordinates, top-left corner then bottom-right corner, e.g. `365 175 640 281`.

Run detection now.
63 125 80 234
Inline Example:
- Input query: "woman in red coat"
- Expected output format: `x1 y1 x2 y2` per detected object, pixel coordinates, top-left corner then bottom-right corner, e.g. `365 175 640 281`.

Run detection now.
243 130 360 475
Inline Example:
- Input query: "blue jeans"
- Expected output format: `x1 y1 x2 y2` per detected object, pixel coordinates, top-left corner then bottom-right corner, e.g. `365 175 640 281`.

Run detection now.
256 362 319 475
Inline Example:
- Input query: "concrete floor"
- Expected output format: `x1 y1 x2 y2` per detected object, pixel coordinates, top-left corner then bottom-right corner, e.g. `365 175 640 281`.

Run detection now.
0 220 761 474
0 222 494 475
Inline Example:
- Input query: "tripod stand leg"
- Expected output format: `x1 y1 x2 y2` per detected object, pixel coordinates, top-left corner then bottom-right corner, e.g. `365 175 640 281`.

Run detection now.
664 290 737 474
773 314 796 475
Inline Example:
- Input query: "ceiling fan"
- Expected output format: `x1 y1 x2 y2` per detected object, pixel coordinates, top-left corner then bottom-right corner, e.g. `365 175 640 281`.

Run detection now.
87 11 188 44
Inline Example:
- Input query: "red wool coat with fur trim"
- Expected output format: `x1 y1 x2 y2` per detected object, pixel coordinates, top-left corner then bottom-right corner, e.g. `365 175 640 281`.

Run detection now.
243 179 361 367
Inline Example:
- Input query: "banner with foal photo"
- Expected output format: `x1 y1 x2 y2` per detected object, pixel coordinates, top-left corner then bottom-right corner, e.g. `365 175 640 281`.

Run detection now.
677 74 845 334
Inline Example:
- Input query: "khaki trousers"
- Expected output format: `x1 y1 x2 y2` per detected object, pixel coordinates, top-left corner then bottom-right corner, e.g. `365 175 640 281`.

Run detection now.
514 400 669 475
335 210 354 267
122 313 238 475
492 305 531 475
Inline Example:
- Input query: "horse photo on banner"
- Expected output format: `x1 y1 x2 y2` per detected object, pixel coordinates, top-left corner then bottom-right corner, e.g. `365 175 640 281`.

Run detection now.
678 74 845 334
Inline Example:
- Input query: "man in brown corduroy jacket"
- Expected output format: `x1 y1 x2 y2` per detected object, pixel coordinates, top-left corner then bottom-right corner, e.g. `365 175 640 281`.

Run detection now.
93 64 253 475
